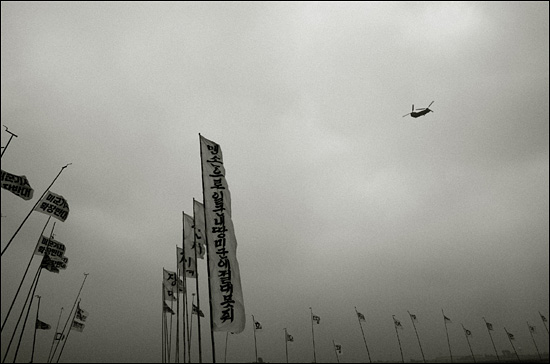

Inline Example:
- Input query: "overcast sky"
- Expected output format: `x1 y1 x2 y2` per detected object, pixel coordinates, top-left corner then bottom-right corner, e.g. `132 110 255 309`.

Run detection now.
1 2 548 363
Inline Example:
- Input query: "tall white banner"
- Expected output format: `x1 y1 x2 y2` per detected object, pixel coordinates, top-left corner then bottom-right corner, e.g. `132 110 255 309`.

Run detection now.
200 135 245 334
1 169 34 200
34 191 69 222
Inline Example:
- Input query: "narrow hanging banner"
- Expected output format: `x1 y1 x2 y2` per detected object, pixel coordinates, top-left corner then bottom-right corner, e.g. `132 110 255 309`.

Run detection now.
33 191 69 222
200 135 245 334
1 169 34 200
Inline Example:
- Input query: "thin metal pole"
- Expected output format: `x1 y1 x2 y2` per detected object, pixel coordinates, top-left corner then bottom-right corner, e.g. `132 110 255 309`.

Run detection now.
483 317 500 362
162 283 166 363
51 272 88 363
1 163 71 257
193 199 203 363
252 315 258 363
461 324 476 363
504 327 521 362
31 295 42 363
393 316 404 363
2 263 42 363
199 133 216 364
1 217 51 332
1 125 18 158
47 307 63 363
13 271 42 363
310 307 317 363
190 293 196 354
224 332 229 363
176 247 180 363
527 321 541 361
442 310 453 363
284 328 288 364
355 307 372 363
55 300 79 363
408 311 425 363
332 340 340 364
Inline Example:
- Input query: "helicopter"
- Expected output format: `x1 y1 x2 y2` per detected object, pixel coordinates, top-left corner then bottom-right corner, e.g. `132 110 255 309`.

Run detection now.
402 101 434 118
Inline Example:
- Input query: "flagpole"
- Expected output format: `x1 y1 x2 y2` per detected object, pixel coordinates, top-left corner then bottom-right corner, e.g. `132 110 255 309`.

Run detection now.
162 283 165 363
190 293 196 354
482 317 500 362
1 125 18 158
284 328 289 363
539 312 549 334
392 316 404 363
355 307 372 363
199 133 217 364
461 324 476 363
407 311 425 363
527 321 542 361
252 315 258 363
442 310 453 363
2 260 43 363
310 307 317 363
12 271 42 363
176 247 181 364
47 306 63 363
30 295 42 363
1 163 71 257
224 332 229 363
504 327 521 362
51 272 89 363
182 215 191 363
55 300 80 363
1 216 51 332
332 340 340 364
193 198 204 363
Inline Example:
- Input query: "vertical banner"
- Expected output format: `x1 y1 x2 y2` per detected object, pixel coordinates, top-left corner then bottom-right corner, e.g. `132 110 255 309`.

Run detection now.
193 200 206 259
200 135 245 334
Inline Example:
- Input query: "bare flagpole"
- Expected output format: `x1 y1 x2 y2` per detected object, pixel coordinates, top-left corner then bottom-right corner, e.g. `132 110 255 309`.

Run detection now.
176 246 180 363
30 295 42 363
193 198 204 363
310 307 317 363
12 272 42 363
461 324 476 363
1 163 71 257
407 311 425 363
527 322 541 361
1 217 51 332
199 133 216 363
47 307 63 363
190 293 196 354
504 327 521 362
392 315 404 363
442 310 453 363
482 317 500 362
1 125 18 158
355 307 372 363
224 332 229 363
55 300 79 363
2 259 43 363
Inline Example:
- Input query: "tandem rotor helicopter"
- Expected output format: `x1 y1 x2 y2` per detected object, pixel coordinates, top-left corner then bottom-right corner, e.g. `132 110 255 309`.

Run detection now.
402 101 434 118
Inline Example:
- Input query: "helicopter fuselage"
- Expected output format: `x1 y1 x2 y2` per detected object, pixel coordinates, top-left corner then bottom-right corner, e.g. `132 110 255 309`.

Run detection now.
410 108 432 118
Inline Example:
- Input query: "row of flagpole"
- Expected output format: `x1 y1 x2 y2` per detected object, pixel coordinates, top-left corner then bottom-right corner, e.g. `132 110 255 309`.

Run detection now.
223 308 548 363
2 126 91 363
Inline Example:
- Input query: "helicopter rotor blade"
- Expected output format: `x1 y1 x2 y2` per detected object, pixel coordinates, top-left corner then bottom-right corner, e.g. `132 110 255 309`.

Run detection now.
415 108 426 111
412 104 414 112
403 113 411 117
428 101 434 108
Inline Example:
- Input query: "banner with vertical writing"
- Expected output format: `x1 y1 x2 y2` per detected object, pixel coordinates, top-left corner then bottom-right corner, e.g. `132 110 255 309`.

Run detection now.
200 134 245 334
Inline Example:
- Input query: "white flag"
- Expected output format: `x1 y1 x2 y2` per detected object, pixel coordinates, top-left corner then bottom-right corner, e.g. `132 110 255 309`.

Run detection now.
34 235 66 261
33 191 69 222
177 246 197 278
163 268 184 292
1 169 34 200
193 199 206 259
200 135 245 333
